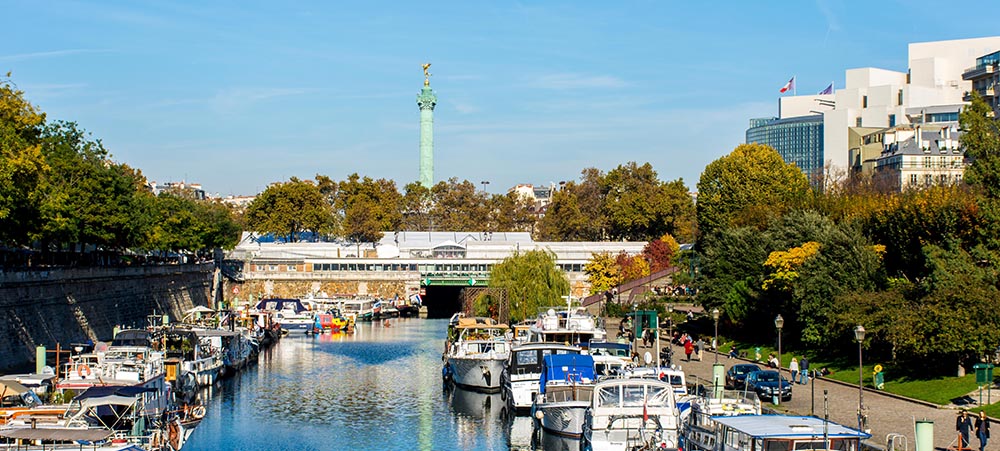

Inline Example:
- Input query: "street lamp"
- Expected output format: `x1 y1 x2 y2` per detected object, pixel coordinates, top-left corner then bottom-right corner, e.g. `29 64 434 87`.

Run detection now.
481 180 490 193
712 308 720 364
667 304 674 347
855 324 866 433
774 314 784 368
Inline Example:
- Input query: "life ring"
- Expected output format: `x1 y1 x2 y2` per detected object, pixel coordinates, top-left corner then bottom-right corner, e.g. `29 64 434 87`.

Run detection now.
191 405 206 419
77 364 92 378
873 364 883 374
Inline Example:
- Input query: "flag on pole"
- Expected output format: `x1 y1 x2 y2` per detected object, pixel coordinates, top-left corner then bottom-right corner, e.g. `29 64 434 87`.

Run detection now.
818 82 834 95
643 397 649 422
779 76 795 94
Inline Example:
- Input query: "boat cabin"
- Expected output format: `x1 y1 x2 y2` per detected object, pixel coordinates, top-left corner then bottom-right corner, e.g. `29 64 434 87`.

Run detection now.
508 344 581 379
711 415 870 451
539 354 596 403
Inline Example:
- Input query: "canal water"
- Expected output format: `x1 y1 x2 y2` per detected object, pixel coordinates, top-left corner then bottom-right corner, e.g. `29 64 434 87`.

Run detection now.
184 318 546 451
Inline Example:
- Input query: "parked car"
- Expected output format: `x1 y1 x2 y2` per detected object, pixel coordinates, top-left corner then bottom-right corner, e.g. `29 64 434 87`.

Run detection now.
725 363 761 389
744 370 792 401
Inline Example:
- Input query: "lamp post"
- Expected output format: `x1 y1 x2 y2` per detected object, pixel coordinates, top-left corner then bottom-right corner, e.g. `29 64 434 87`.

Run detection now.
855 325 866 434
774 314 784 367
667 304 674 347
481 180 490 193
712 308 720 364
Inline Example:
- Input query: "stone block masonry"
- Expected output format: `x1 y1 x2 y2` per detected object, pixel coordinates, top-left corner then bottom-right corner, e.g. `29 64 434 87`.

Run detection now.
0 263 213 372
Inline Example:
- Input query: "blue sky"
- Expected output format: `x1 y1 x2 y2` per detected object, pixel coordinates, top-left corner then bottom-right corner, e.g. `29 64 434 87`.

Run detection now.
5 0 998 196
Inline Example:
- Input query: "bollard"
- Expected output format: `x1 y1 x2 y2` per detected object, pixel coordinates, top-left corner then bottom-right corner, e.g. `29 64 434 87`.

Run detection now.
35 346 46 374
914 420 933 451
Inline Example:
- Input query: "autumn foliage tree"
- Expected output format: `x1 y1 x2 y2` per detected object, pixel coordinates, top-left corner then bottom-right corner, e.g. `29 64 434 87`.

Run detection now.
642 233 681 273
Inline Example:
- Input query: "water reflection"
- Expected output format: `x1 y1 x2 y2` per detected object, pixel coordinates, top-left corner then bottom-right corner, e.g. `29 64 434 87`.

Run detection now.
184 319 515 451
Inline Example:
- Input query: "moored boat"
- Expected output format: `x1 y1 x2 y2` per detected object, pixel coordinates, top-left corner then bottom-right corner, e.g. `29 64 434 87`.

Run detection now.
527 307 606 345
582 378 681 451
443 317 510 393
532 353 596 439
682 389 761 451
705 415 870 451
504 342 582 412
256 298 313 334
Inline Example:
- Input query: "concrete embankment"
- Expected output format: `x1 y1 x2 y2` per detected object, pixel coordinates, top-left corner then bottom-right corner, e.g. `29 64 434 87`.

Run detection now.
0 263 214 371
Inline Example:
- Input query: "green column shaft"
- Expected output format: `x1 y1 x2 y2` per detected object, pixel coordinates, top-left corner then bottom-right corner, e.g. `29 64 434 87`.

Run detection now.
417 86 437 189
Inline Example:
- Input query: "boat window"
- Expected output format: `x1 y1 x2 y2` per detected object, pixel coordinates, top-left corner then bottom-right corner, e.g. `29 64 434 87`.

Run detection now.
516 351 538 366
597 385 621 407
765 439 791 451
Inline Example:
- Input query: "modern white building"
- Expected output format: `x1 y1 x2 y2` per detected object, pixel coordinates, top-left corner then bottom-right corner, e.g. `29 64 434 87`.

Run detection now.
752 36 1000 182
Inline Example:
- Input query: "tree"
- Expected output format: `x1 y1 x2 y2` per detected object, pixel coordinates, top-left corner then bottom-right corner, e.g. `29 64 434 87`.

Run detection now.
536 182 592 240
601 162 696 242
401 181 432 230
481 250 569 322
642 233 681 273
430 178 488 230
0 75 47 245
696 143 810 236
616 252 649 282
584 252 622 295
244 179 334 241
959 91 1000 198
334 173 402 243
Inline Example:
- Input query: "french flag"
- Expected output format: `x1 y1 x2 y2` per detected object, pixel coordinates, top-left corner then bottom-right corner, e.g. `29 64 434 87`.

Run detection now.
779 76 795 94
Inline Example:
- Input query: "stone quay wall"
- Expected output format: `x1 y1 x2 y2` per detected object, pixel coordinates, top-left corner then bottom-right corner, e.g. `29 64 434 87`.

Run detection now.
0 263 214 372
226 272 418 304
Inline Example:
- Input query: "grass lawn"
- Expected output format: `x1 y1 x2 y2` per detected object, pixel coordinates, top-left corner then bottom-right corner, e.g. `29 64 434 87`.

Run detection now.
719 337 985 406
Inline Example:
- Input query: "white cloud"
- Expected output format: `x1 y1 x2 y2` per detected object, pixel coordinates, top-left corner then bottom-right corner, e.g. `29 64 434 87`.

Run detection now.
0 49 113 62
528 73 627 90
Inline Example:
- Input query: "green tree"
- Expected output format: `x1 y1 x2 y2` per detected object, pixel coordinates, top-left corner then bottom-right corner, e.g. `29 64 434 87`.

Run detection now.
601 162 696 242
486 192 535 232
960 91 1000 198
696 143 810 236
244 178 334 241
584 251 622 295
401 181 432 230
430 178 488 230
480 250 569 322
0 75 47 245
335 173 402 243
536 182 591 240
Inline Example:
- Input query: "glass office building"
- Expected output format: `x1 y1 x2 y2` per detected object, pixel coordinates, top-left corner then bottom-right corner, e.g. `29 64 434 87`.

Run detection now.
746 115 825 184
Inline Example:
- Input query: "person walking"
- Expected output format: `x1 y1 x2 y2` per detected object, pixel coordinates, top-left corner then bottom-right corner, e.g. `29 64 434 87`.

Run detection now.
684 339 694 361
799 357 809 384
695 338 704 361
958 410 974 450
789 357 799 382
976 411 990 451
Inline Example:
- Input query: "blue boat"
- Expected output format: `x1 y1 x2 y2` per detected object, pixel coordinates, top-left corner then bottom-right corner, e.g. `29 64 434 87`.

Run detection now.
532 353 596 438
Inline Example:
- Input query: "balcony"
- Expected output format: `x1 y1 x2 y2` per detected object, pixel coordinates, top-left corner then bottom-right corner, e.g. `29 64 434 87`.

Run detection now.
963 64 996 80
964 87 997 102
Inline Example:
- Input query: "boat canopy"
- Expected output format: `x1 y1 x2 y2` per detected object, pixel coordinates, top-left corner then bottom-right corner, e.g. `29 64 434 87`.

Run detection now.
73 386 156 407
710 415 871 439
111 329 151 347
0 427 113 442
455 317 508 329
540 354 595 393
588 341 631 356
256 298 307 313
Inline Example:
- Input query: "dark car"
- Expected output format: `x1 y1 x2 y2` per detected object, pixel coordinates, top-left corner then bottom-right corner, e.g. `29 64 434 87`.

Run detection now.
725 363 761 389
744 370 793 401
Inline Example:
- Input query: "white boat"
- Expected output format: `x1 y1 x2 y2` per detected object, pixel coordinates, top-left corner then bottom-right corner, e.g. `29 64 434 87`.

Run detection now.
532 353 596 439
682 390 761 451
707 415 869 451
504 342 582 411
527 307 607 345
443 317 510 393
582 378 681 451
587 342 633 380
341 298 378 322
160 328 224 387
256 298 314 333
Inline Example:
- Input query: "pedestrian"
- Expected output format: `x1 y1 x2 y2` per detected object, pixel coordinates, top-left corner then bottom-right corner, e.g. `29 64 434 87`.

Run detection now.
789 357 799 382
754 347 762 363
695 339 704 361
799 357 810 384
976 411 990 451
958 410 974 450
728 347 738 359
684 339 694 361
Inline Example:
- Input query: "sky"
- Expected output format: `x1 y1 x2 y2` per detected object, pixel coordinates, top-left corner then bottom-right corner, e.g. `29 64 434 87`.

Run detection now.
4 0 999 197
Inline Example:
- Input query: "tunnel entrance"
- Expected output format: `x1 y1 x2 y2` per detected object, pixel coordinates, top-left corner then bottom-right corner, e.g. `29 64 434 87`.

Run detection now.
422 285 464 319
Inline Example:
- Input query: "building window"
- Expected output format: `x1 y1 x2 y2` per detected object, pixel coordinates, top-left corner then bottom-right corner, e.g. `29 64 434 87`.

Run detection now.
925 174 933 186
888 114 895 127
923 156 932 168
268 265 277 271
898 89 903 105
856 117 863 127
909 174 918 185
863 95 868 108
287 264 297 272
